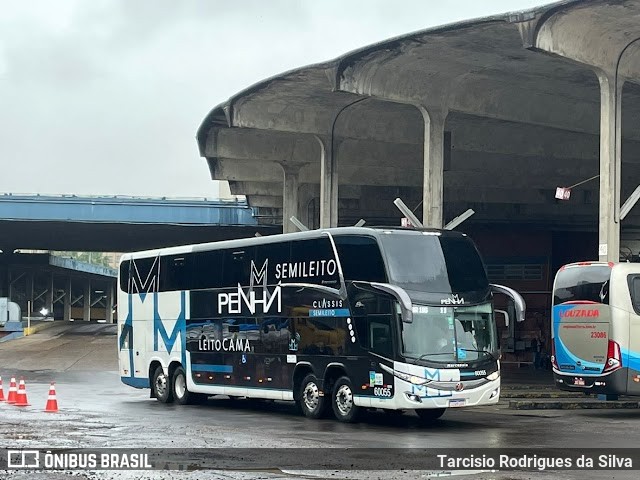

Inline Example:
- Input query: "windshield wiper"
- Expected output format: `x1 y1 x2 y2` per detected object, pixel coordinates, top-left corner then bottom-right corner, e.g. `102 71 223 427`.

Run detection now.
414 353 456 362
411 349 497 363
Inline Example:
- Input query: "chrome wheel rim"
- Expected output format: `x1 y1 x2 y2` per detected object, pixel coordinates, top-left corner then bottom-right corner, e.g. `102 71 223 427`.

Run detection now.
175 373 186 399
303 381 320 411
335 384 353 416
155 373 168 398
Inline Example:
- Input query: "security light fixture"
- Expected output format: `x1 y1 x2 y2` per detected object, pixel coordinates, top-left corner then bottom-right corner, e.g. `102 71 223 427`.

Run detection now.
555 175 599 201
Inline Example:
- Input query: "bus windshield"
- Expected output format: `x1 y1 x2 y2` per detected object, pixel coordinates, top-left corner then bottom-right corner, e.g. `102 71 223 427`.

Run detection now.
553 265 611 305
402 303 496 363
379 232 488 294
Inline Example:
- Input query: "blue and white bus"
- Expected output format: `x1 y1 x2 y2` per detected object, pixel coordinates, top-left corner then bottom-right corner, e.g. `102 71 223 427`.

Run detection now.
118 227 525 422
552 261 640 398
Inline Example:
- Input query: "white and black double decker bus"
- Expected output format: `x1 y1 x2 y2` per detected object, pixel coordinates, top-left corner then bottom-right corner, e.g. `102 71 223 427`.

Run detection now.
118 227 525 422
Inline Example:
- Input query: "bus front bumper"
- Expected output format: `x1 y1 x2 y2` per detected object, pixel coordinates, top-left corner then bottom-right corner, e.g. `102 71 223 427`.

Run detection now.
355 377 501 410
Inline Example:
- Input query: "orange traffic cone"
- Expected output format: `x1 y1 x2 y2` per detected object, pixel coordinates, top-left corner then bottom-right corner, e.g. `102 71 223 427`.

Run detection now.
0 376 5 402
14 378 30 407
6 377 17 404
44 382 59 413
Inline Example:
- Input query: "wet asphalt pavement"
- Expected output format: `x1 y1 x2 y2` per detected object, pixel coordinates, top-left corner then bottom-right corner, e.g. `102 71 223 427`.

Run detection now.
0 322 639 479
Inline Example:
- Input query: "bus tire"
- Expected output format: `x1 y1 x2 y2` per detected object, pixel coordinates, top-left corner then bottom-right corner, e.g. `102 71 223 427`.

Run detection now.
415 408 446 423
298 373 327 419
173 366 206 405
152 366 173 404
331 376 360 423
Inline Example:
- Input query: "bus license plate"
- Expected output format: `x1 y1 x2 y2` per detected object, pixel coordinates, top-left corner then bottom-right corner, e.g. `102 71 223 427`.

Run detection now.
449 398 466 407
574 377 585 386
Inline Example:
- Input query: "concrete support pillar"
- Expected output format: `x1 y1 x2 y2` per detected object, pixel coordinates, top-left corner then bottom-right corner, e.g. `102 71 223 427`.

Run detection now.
45 273 54 317
64 277 72 322
596 71 622 262
297 184 316 230
8 269 13 301
419 106 448 228
317 136 338 228
83 281 91 322
279 164 301 234
27 273 34 316
106 282 114 324
0 265 5 298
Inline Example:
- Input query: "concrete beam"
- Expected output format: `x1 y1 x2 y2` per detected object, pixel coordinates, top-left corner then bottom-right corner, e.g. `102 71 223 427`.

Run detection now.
248 195 284 209
229 181 363 199
205 127 320 162
532 4 640 82
228 181 281 197
217 155 619 193
206 118 640 181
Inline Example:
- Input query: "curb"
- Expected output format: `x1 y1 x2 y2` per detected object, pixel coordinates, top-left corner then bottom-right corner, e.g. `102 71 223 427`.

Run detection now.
509 399 640 410
0 331 24 343
23 321 58 336
502 392 584 399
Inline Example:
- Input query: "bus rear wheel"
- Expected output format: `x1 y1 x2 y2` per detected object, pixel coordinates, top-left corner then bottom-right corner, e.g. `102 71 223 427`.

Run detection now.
298 373 327 419
332 376 360 423
173 366 207 405
416 408 446 423
152 366 173 404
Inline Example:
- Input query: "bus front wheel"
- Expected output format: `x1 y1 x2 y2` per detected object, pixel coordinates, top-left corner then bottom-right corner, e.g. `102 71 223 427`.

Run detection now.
298 374 327 419
173 366 207 405
416 408 446 423
332 376 360 423
152 366 173 404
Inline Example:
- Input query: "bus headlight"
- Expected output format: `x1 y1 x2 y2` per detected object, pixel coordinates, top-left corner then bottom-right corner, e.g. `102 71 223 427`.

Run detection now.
486 371 500 381
396 371 430 385
380 364 431 385
409 375 430 385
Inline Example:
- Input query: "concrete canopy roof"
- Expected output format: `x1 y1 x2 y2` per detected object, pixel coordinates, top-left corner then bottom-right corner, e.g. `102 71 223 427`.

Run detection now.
197 0 640 230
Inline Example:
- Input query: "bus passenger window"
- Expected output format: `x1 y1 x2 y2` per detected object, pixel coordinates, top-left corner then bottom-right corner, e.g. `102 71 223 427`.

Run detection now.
334 236 387 282
293 317 346 355
354 317 369 349
370 317 393 357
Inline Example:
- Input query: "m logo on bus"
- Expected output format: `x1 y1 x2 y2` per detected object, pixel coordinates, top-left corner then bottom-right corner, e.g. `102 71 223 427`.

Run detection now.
441 294 464 305
129 256 160 298
218 259 282 315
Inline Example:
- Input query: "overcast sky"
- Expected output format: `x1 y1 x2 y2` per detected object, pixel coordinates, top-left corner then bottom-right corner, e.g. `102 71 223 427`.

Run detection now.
0 0 550 199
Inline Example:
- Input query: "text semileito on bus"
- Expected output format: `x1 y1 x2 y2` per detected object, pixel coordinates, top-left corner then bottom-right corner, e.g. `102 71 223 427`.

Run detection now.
552 261 640 398
117 227 525 422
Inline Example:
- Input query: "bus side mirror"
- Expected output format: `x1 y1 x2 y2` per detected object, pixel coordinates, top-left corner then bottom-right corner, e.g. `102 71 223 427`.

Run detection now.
491 284 526 323
370 282 413 323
